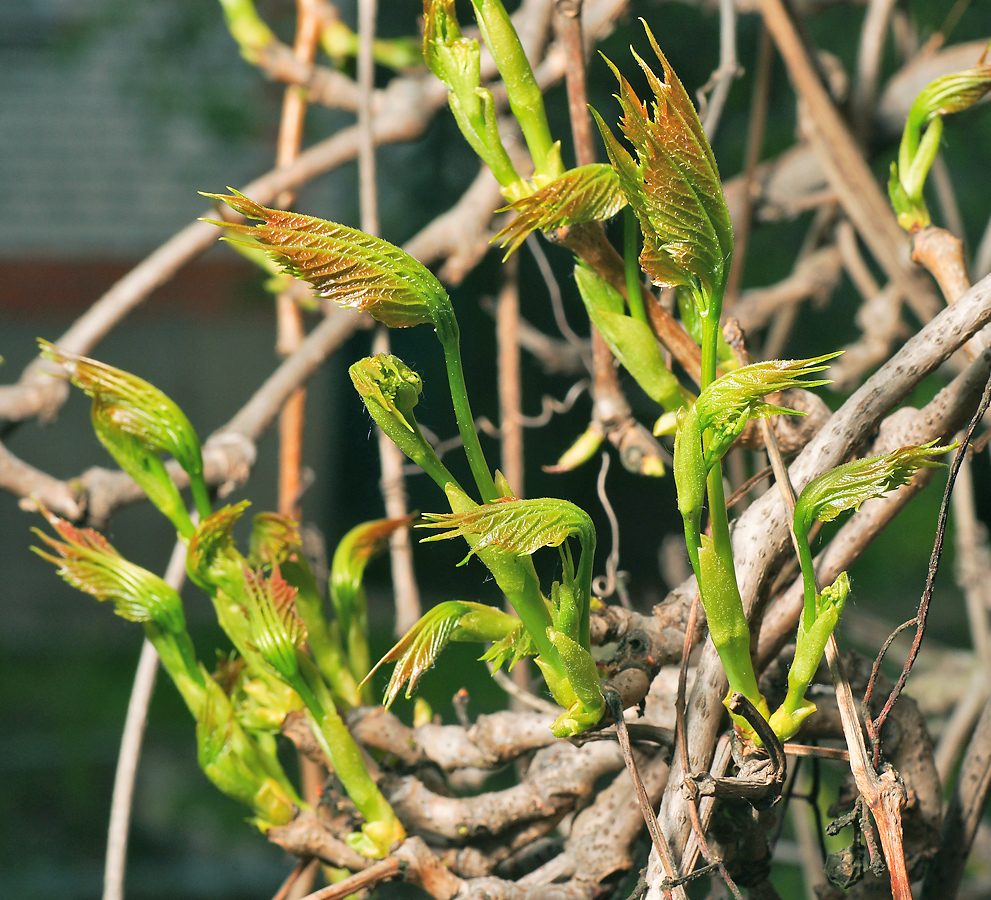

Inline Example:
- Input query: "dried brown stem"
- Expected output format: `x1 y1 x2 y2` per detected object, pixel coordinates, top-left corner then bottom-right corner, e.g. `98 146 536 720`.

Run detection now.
758 0 940 325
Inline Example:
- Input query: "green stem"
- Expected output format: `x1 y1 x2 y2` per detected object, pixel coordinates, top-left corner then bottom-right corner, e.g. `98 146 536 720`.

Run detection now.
795 529 818 633
623 207 647 324
296 655 399 834
435 311 498 503
190 474 213 523
469 0 560 181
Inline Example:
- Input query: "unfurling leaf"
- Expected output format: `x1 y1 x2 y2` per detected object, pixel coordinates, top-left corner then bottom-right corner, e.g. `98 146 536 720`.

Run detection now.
331 515 414 642
241 564 307 682
794 442 954 538
204 192 455 331
349 355 458 492
187 501 252 596
350 354 423 433
367 600 521 706
890 46 991 230
419 496 594 564
694 353 838 466
593 22 732 308
480 622 535 672
33 508 186 634
495 164 627 255
39 340 207 533
248 513 301 570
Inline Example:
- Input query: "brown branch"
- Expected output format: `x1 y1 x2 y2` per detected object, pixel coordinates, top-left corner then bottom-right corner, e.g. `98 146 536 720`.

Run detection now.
758 0 941 326
650 272 991 890
349 707 559 771
824 638 913 900
382 740 623 842
922 695 991 900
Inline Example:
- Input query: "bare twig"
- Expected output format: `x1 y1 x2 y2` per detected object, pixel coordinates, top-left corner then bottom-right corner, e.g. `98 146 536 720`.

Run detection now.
724 22 772 309
758 0 941 325
852 0 900 135
923 694 991 900
699 0 741 138
603 688 688 900
825 637 913 900
497 256 525 498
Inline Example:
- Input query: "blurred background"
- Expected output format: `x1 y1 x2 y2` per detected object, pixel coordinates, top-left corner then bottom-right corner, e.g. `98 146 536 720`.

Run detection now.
2 0 990 897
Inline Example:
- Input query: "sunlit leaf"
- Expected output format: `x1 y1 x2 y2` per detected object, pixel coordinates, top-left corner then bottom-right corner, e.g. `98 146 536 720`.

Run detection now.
203 191 453 329
593 23 733 307
33 508 186 634
694 353 839 465
419 496 594 563
367 600 520 706
794 442 954 536
495 164 627 256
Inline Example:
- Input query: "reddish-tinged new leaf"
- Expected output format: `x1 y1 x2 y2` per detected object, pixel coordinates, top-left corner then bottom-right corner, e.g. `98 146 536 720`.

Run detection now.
242 564 307 680
248 513 301 569
203 191 451 329
33 507 186 633
594 23 733 305
494 163 627 256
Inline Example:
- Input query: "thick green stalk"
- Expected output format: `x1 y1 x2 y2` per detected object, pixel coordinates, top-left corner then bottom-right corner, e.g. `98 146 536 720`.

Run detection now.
434 310 498 503
295 655 402 847
468 0 560 181
189 475 213 524
795 528 819 633
623 207 647 324
144 622 207 715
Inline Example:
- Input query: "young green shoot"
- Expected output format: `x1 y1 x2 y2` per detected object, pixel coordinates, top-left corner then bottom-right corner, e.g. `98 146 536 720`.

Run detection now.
39 340 212 534
239 563 404 857
204 192 498 504
331 515 417 698
889 45 991 231
770 442 954 740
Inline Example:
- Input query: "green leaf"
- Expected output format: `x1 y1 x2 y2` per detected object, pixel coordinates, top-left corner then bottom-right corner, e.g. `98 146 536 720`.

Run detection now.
495 164 627 256
39 340 207 531
204 192 454 329
592 22 733 307
480 621 535 672
367 600 521 706
241 564 307 682
247 512 301 570
574 264 692 412
330 515 413 643
794 441 954 538
187 501 252 596
694 353 839 467
419 496 593 563
33 508 186 634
